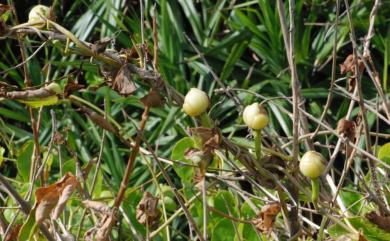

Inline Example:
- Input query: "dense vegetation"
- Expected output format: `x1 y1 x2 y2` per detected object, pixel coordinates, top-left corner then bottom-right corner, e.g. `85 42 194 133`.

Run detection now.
1 0 390 240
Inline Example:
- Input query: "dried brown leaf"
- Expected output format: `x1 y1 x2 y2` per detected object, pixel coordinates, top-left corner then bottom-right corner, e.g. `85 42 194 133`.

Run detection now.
189 127 221 154
252 202 281 233
95 213 116 241
0 4 10 16
136 192 161 227
34 172 79 223
4 224 21 241
140 88 165 107
82 200 111 214
337 119 356 140
52 174 78 219
112 65 137 96
366 211 390 232
91 37 111 55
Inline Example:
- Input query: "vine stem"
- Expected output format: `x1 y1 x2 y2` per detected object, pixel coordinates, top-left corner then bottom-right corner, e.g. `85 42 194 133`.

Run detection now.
254 129 262 162
311 178 320 204
98 106 150 241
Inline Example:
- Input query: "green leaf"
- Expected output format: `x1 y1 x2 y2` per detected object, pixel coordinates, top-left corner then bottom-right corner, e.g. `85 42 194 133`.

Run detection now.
17 96 59 108
328 217 390 241
211 219 236 241
18 207 38 241
16 140 34 182
211 191 238 220
0 146 5 167
171 137 194 183
378 143 390 165
339 189 364 214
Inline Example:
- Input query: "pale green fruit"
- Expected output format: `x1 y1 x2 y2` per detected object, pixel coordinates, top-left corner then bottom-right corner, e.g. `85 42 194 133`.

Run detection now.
299 151 327 178
242 103 269 130
182 88 210 117
28 5 50 27
45 83 62 94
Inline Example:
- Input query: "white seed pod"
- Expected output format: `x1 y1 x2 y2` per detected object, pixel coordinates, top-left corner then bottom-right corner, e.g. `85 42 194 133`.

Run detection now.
242 103 269 130
299 151 327 179
182 88 210 117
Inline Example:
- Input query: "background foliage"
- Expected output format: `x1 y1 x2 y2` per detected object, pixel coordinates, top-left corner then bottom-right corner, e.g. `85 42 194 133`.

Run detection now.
1 0 390 240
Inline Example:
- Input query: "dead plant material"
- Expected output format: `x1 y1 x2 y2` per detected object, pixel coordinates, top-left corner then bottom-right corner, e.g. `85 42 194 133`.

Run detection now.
0 84 60 100
78 105 117 134
140 87 165 107
112 65 137 96
34 172 79 224
189 127 221 155
3 224 21 241
337 118 357 157
82 200 111 214
340 54 365 92
136 191 161 228
366 211 390 232
91 37 112 55
252 202 281 233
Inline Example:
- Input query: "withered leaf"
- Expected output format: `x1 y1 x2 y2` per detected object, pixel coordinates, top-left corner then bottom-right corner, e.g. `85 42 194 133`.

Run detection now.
337 118 356 157
4 224 21 241
52 173 79 219
34 172 79 224
53 131 65 145
0 4 10 16
82 200 111 214
91 37 112 55
340 54 364 75
64 78 84 97
94 213 116 241
189 127 221 154
34 183 59 224
112 65 137 96
136 192 161 227
337 118 356 140
366 211 390 232
140 88 165 107
184 148 205 164
252 202 281 233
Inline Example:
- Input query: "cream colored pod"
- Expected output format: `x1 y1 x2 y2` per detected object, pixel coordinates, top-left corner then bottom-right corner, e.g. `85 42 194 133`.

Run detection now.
182 88 210 117
243 103 269 130
28 5 50 28
299 151 326 179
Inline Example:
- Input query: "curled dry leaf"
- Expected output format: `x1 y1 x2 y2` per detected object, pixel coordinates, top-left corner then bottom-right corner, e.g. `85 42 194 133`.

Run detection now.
53 131 65 145
4 224 21 241
189 127 221 154
94 213 116 241
34 172 79 224
82 200 111 214
136 191 161 227
337 118 356 140
82 158 97 179
340 54 365 93
252 202 281 233
112 65 137 96
140 88 165 108
340 54 365 75
91 37 112 55
366 211 390 232
337 118 356 157
1 84 61 100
